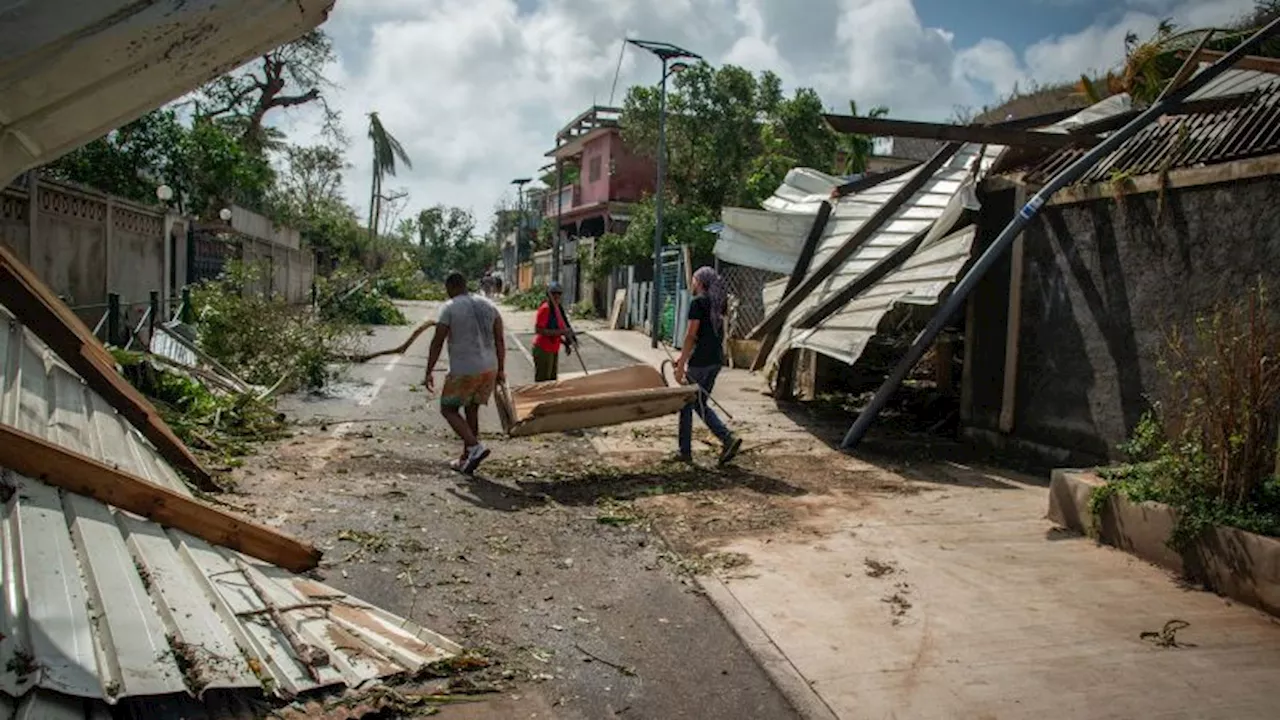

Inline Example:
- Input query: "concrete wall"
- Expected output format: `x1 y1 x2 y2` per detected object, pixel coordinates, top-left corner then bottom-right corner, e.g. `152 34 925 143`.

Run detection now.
0 176 168 327
963 174 1280 464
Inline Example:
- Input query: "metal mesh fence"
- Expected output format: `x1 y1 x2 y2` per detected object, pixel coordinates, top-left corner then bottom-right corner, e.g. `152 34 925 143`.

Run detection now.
722 263 785 339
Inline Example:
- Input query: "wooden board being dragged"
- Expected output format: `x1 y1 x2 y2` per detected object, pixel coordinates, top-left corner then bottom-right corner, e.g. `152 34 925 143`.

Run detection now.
496 364 698 438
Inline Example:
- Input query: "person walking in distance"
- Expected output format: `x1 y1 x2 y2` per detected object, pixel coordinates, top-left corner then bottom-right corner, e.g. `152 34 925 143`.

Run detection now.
531 281 575 382
673 266 742 465
424 272 506 474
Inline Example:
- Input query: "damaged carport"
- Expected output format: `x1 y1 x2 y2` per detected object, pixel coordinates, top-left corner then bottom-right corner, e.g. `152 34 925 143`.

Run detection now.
714 104 1124 425
1 1 464 717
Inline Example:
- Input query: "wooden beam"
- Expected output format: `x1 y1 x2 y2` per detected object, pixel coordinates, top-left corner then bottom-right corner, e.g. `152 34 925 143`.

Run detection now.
791 222 935 330
0 424 321 572
1185 47 1280 75
832 163 919 199
823 115 1101 149
987 108 1085 129
749 142 965 342
0 243 217 491
998 232 1026 434
749 200 834 371
1159 30 1216 102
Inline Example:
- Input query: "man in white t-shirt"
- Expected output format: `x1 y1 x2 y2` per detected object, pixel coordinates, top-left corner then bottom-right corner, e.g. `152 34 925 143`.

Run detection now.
424 272 506 474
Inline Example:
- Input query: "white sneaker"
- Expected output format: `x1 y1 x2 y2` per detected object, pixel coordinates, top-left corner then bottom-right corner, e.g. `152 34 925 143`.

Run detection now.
461 443 490 475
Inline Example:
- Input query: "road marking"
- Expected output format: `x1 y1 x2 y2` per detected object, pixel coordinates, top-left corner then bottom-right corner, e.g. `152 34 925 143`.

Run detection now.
509 330 535 368
359 377 387 407
310 421 354 470
382 354 402 372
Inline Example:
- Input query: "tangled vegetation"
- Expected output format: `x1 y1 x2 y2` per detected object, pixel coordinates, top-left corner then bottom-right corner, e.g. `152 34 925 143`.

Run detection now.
505 284 551 311
190 262 358 391
1094 282 1280 547
112 349 288 468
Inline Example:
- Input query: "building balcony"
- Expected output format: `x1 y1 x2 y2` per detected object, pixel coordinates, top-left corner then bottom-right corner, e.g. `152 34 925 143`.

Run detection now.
542 184 581 218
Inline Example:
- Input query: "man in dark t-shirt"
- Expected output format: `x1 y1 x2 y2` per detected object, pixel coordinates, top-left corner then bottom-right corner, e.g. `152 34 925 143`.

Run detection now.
672 266 741 465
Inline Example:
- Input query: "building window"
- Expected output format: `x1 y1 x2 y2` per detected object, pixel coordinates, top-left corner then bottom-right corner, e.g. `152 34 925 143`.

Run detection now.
589 156 602 183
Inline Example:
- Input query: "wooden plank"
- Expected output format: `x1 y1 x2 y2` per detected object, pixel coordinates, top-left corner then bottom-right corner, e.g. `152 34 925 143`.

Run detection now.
749 200 835 371
1159 30 1216 102
823 115 1100 149
0 424 321 572
791 222 936 330
959 296 976 424
0 242 216 491
1186 47 1280 74
998 232 1026 434
749 142 965 342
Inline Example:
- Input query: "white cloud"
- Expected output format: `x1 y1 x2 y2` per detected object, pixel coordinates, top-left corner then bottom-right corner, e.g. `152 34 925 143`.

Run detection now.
273 0 1257 233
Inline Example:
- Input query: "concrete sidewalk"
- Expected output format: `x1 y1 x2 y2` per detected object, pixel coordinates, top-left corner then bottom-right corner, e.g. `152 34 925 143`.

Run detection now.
588 328 1280 720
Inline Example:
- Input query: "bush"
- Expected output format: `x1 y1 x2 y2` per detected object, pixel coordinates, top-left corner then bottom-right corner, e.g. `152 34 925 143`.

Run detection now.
315 264 409 326
191 262 358 390
1096 282 1280 546
506 284 550 311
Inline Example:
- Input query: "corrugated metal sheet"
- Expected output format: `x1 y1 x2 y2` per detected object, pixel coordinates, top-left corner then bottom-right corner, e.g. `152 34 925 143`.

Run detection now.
0 303 460 717
761 143 1000 370
149 324 199 368
1186 66 1280 101
1017 68 1280 186
714 208 814 274
1024 80 1280 186
760 168 842 215
771 226 978 366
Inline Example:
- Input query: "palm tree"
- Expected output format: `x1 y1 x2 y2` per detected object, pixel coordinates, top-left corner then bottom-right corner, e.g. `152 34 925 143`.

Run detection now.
836 101 889 176
366 111 413 244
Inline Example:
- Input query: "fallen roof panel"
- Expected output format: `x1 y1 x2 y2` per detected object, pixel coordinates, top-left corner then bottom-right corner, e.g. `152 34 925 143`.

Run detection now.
755 143 999 371
0 301 460 715
0 0 333 186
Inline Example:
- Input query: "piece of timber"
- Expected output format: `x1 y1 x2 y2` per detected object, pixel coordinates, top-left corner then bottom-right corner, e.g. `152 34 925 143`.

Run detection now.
823 115 1101 149
748 141 965 342
0 243 216 491
0 424 322 572
750 200 835 371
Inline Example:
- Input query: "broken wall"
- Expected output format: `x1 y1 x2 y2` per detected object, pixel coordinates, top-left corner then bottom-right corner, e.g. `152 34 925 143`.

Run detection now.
963 174 1280 464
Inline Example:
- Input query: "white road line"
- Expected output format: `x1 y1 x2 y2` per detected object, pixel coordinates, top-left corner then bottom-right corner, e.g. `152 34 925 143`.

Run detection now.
509 330 535 368
359 376 387 407
382 354 402 372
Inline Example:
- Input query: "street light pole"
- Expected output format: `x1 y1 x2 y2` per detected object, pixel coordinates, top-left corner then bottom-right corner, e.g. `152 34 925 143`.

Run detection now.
626 39 701 348
652 57 669 348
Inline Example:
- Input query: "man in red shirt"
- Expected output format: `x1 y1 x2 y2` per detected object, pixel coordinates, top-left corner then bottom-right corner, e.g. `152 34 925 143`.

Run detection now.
532 281 574 381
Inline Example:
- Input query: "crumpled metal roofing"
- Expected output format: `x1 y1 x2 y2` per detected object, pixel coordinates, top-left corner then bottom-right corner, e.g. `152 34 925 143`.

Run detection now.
0 303 459 719
757 143 1000 369
714 208 816 275
0 0 334 186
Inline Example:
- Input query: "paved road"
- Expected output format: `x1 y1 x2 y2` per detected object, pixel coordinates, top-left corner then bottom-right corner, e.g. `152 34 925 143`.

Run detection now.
265 299 799 720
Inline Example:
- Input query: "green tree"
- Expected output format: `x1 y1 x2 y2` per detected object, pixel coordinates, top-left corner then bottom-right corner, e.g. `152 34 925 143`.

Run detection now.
416 205 477 279
366 112 413 244
836 100 889 175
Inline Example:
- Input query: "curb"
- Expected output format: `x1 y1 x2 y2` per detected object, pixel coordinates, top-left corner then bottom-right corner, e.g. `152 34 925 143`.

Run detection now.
697 574 841 720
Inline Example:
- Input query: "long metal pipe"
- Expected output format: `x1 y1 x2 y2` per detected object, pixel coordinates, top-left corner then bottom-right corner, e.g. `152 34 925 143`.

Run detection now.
841 17 1280 450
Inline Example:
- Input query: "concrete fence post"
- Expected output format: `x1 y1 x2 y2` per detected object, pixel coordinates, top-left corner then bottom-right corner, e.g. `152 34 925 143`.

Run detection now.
149 290 160 342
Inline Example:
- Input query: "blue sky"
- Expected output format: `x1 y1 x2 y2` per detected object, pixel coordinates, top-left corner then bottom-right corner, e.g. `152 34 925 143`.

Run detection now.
275 0 1254 226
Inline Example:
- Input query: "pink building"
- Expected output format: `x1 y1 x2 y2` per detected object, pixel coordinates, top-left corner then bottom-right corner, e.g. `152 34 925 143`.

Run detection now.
542 106 655 239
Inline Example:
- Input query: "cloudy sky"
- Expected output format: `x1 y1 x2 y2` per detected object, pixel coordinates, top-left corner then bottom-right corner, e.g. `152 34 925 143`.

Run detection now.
277 0 1255 232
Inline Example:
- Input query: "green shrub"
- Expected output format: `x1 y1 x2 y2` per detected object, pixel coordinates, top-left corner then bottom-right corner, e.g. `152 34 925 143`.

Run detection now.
190 261 358 390
1095 282 1280 546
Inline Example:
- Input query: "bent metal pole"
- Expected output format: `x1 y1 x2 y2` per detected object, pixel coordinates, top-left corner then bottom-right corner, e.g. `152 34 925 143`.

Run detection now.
841 17 1280 451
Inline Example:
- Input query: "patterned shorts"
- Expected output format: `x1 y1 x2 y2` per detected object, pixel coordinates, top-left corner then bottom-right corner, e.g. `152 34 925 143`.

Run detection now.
440 371 496 408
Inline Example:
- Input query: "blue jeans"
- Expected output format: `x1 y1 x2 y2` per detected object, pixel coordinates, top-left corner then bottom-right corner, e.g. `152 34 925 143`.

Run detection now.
679 364 733 457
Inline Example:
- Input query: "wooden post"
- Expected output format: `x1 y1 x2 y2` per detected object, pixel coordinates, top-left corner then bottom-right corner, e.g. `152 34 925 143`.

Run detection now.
148 290 160 343
750 200 834 372
998 232 1026 434
935 334 955 394
107 293 121 346
959 298 976 424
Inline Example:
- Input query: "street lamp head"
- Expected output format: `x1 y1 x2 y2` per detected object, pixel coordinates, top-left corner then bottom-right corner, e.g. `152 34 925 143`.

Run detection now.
156 185 173 202
669 61 690 74
218 208 232 222
510 177 532 186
